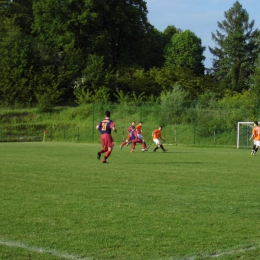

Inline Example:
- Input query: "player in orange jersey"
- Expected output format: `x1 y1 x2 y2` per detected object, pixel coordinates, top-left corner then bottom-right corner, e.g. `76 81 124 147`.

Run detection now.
135 121 148 151
152 126 167 152
249 121 260 155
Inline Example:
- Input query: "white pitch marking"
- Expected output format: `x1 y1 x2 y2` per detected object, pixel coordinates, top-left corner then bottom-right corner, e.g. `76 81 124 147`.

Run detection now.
1 239 259 260
0 240 92 260
152 244 260 260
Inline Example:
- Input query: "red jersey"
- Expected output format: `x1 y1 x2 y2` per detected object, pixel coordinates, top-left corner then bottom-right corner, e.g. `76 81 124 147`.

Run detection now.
127 125 135 133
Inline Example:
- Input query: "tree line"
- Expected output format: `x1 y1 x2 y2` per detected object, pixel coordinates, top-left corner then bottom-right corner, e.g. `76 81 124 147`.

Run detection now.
0 0 260 111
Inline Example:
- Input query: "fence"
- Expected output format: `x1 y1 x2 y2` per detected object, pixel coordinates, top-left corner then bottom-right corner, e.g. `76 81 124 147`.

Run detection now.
0 100 259 148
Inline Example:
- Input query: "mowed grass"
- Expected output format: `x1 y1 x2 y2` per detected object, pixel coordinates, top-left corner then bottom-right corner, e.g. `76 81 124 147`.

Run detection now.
1 142 260 260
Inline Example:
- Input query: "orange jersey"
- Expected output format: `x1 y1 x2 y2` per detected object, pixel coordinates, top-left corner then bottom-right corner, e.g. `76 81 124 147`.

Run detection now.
153 129 161 139
136 123 142 134
253 126 260 141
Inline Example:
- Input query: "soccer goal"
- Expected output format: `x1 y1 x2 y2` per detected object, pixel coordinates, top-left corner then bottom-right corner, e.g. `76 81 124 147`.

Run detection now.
237 122 258 148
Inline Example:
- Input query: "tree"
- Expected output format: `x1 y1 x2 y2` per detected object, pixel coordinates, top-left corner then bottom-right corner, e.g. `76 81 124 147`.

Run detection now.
209 1 259 92
250 52 260 97
142 27 165 69
0 18 37 107
32 0 151 71
162 25 181 46
164 29 205 75
141 25 182 70
0 0 39 107
73 54 116 103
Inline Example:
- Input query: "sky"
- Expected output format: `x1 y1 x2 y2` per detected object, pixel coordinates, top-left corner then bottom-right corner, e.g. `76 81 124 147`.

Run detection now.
145 0 260 68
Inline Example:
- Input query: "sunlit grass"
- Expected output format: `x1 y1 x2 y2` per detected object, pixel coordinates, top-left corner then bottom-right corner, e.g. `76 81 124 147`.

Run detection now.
1 142 260 260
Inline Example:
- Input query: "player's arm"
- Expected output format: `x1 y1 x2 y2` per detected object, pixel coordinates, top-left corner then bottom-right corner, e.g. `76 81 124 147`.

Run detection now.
112 126 117 133
160 137 166 142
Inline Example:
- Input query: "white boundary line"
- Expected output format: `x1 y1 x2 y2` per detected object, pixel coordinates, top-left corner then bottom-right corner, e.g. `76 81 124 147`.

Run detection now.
0 240 92 260
164 244 260 260
1 239 259 260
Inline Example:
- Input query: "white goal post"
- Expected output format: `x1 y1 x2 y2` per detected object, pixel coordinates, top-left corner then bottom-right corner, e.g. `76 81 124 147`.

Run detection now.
237 122 259 148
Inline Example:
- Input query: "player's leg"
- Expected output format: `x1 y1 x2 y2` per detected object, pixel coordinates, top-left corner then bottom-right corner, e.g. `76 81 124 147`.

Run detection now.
97 147 108 159
97 136 108 159
160 143 167 152
141 140 148 151
103 147 112 163
143 139 148 150
153 139 160 152
254 141 260 154
252 141 257 155
100 135 113 163
120 135 131 149
131 140 137 152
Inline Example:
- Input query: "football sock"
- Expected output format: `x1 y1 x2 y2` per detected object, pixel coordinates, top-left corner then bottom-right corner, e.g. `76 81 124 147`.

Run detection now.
160 144 165 150
105 150 111 158
256 147 258 153
101 147 108 153
121 141 127 147
154 147 159 152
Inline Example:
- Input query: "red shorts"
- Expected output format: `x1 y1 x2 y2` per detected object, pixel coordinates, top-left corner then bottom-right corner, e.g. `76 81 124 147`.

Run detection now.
131 138 142 148
101 134 114 148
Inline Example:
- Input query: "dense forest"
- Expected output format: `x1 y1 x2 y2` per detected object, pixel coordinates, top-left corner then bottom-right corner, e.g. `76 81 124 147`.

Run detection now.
1 0 260 112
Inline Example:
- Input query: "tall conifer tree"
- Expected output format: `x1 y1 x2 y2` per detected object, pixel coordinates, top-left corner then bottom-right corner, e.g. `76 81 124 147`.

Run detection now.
209 1 259 92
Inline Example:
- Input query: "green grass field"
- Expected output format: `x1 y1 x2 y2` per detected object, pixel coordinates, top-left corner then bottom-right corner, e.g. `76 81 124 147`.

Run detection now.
1 142 260 260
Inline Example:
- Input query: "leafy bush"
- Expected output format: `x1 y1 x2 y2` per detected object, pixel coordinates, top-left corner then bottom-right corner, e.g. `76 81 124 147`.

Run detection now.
159 85 188 124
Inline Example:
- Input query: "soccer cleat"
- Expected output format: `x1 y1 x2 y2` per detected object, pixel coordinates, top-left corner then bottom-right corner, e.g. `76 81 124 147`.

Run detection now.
153 150 156 152
251 150 255 156
97 152 101 160
163 149 168 152
102 159 107 163
131 149 134 153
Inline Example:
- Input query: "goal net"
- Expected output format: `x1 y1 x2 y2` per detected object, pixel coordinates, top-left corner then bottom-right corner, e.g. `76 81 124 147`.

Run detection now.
237 122 257 148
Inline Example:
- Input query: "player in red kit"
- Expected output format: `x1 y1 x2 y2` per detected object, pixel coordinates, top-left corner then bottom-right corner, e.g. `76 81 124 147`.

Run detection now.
130 128 148 152
120 121 135 149
96 111 117 163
